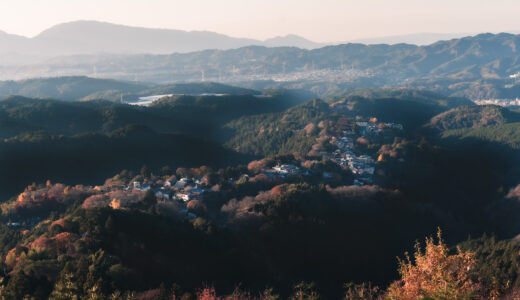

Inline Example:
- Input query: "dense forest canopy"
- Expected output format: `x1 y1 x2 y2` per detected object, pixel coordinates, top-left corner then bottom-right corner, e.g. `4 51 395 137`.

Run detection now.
1 74 520 299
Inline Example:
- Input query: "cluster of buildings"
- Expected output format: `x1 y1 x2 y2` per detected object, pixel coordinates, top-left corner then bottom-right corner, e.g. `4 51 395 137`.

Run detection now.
330 132 376 185
473 98 520 107
130 177 208 203
270 164 304 177
328 120 403 186
355 121 403 136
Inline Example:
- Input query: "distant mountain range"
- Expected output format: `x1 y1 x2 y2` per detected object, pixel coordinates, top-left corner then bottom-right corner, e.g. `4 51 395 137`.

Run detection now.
2 28 520 100
348 32 473 45
0 20 325 62
8 32 518 81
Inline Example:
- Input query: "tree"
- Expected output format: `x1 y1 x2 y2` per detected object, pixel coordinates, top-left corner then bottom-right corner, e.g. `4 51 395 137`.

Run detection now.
387 229 481 300
289 282 321 300
161 165 172 176
140 164 150 178
143 190 157 210
49 273 81 300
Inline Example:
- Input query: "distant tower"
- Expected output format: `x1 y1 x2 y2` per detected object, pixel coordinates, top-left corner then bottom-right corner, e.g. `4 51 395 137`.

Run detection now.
201 69 205 82
120 94 123 104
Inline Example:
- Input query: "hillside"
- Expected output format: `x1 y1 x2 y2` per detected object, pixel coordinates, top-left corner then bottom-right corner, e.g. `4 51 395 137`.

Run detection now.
0 89 308 140
330 90 472 130
0 124 249 201
0 77 148 101
1 87 520 299
326 88 473 107
225 99 331 156
0 77 262 102
442 122 520 149
0 97 174 138
0 92 313 199
83 82 260 102
427 105 520 131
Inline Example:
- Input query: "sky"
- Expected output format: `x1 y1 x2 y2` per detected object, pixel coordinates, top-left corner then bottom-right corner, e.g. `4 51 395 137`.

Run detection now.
0 0 519 43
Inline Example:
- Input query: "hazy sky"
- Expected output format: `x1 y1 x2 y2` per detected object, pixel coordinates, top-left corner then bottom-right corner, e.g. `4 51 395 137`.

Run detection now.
0 0 519 42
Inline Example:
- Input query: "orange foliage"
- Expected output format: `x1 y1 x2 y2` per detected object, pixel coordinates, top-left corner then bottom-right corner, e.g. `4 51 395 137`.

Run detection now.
387 230 481 300
82 194 109 208
247 158 273 173
29 232 78 253
50 218 67 229
187 200 207 213
197 287 220 300
378 144 399 158
4 232 80 268
356 137 369 145
8 183 91 215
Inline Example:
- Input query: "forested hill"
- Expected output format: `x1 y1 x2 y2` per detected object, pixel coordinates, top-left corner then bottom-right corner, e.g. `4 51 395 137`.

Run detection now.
2 84 520 298
0 124 250 201
329 90 473 130
0 90 310 140
0 77 262 102
427 105 520 131
0 91 311 199
0 77 148 101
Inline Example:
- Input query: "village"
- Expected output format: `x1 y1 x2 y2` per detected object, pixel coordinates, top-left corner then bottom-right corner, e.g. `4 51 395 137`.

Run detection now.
328 120 403 186
4 114 404 227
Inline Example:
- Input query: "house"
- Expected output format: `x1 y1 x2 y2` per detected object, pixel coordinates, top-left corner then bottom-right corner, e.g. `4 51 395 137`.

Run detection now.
175 192 190 202
189 186 205 195
139 183 151 191
174 178 191 189
273 164 301 176
358 155 375 164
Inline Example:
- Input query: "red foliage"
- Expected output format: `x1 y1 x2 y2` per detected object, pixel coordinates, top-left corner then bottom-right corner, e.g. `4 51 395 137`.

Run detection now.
304 123 316 135
187 200 207 213
82 194 109 209
357 137 369 145
506 185 520 199
247 158 273 173
137 289 160 300
29 232 78 254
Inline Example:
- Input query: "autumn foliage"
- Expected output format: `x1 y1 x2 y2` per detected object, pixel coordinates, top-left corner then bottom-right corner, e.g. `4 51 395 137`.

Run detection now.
387 230 481 300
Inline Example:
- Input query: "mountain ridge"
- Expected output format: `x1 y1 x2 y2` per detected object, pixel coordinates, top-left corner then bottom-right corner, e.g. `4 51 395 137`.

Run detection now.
0 20 324 58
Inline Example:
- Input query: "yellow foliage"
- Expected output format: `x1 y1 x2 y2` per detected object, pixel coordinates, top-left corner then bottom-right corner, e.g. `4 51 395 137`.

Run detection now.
109 198 121 209
387 229 481 300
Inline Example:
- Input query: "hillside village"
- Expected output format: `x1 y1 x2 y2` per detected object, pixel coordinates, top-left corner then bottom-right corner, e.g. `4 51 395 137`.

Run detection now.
327 119 403 186
1 109 404 230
